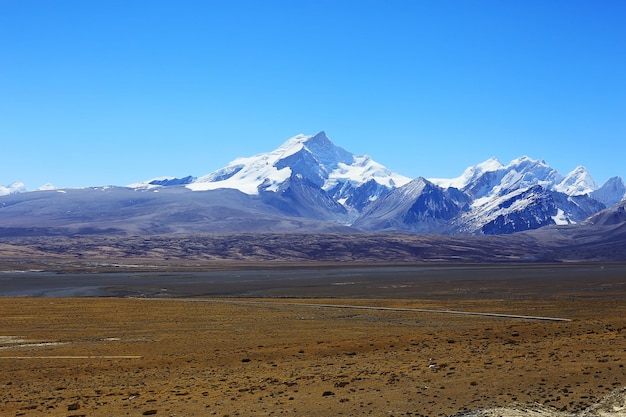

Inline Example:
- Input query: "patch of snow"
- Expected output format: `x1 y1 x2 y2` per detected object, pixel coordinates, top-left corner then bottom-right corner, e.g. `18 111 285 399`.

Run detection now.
37 183 56 191
551 208 570 225
325 155 410 191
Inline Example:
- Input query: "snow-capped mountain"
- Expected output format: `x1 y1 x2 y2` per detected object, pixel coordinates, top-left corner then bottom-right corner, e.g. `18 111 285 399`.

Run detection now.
2 131 625 236
554 166 597 195
0 182 27 196
357 155 617 234
0 182 57 196
429 157 503 192
591 176 626 207
441 157 607 233
186 131 410 216
431 157 601 198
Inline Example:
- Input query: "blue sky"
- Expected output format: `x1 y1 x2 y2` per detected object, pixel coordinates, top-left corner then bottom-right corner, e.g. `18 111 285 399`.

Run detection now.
1 0 625 189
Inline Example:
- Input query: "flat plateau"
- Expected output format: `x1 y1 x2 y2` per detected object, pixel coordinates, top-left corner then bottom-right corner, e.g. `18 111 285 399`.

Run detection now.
1 263 625 416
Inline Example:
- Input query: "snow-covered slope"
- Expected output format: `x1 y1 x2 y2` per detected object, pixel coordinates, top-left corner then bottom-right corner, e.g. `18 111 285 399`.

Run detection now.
592 176 626 207
355 156 618 234
432 157 604 198
431 157 607 233
187 132 411 208
0 182 28 196
554 166 597 195
431 156 566 196
450 185 565 234
430 157 504 191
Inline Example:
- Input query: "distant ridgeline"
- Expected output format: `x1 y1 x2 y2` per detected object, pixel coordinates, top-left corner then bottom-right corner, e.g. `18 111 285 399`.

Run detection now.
1 131 625 236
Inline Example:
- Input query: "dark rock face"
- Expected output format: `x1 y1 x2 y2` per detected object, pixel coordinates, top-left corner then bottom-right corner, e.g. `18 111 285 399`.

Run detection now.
149 176 196 186
403 183 468 224
261 173 349 221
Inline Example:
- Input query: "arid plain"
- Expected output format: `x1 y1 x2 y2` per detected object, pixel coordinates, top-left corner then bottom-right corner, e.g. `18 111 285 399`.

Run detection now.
1 263 626 416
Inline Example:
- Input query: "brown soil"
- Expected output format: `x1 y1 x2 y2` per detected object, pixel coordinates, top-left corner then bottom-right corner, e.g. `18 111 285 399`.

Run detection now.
1 294 625 416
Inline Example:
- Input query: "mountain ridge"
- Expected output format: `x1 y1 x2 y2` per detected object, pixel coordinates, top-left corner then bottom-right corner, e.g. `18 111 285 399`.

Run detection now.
2 131 625 236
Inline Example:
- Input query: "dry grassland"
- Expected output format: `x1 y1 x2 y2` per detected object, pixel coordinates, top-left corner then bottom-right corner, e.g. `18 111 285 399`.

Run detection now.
1 297 625 416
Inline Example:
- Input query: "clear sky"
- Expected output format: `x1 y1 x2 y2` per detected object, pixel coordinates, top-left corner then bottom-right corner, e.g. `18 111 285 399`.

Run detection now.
1 0 625 189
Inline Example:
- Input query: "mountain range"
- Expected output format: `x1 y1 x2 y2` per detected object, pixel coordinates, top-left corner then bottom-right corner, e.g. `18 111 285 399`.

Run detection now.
1 131 625 237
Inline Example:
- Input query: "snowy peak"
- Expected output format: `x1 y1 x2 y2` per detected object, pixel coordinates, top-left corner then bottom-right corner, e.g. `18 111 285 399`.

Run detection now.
432 156 592 197
430 157 503 190
497 156 562 194
430 156 565 199
187 132 410 204
0 182 27 196
0 182 58 196
554 166 597 195
592 176 626 207
37 183 57 191
189 136 301 194
299 131 354 167
268 131 352 168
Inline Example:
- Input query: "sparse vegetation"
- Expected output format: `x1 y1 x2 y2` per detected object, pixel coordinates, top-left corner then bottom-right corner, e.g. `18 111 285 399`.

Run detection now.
1 285 625 416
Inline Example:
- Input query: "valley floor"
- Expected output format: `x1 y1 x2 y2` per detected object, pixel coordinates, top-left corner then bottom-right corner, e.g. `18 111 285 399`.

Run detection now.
1 264 625 416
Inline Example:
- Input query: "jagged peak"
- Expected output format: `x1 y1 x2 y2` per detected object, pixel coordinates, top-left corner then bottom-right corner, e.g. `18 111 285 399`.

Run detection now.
399 177 434 194
277 130 329 149
507 155 548 169
602 176 626 187
37 183 56 191
592 175 626 206
274 131 352 167
504 158 562 186
460 157 504 180
188 132 407 197
476 157 504 171
555 165 597 195
0 181 28 196
274 134 309 157
569 165 590 174
429 157 503 190
304 130 330 145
